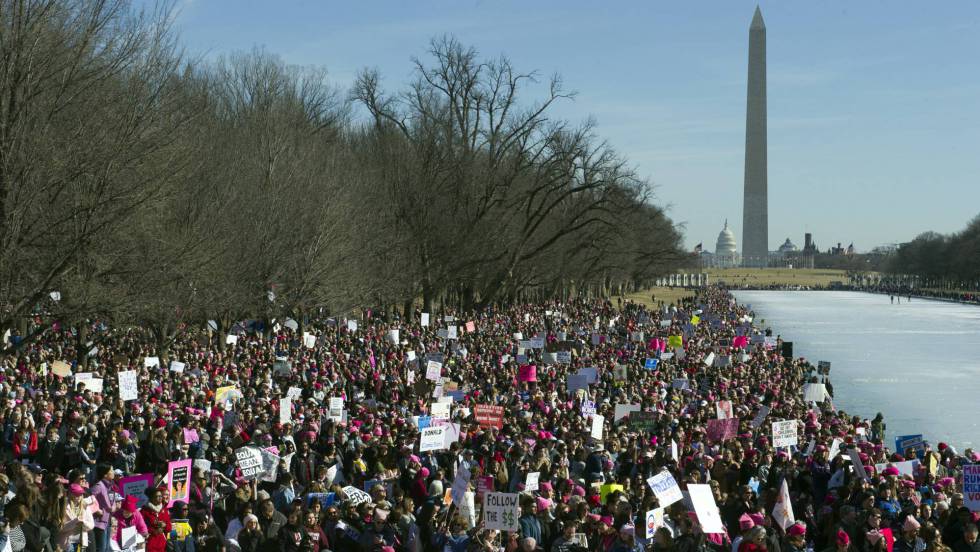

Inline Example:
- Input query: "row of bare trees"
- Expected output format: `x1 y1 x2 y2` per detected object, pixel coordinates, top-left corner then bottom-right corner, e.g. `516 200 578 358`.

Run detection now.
0 0 685 359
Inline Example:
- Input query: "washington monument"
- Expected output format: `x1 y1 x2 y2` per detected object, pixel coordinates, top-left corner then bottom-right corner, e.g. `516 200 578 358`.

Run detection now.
742 6 768 267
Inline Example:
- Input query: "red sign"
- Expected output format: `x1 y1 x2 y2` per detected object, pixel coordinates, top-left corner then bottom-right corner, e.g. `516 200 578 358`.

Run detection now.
474 404 504 429
706 418 739 443
476 475 494 499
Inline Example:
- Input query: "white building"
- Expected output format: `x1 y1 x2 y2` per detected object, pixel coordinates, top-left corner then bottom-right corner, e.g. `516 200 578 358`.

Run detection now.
713 220 740 268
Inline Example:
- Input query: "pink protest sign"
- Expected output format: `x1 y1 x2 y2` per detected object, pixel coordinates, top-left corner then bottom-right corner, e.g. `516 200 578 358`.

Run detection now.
518 365 537 382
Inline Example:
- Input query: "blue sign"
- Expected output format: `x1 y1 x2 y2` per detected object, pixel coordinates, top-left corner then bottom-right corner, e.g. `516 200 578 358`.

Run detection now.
895 434 925 457
417 416 432 429
644 358 659 370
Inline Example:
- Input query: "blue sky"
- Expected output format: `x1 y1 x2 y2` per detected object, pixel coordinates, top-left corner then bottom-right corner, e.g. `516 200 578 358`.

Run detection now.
172 1 980 252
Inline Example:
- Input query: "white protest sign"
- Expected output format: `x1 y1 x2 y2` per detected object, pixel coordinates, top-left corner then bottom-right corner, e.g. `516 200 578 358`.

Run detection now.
387 329 400 345
346 320 358 332
803 383 828 403
86 378 104 393
772 479 796 530
828 438 842 460
591 414 604 440
847 448 870 481
235 446 265 480
451 465 471 506
671 439 679 462
421 313 430 327
144 357 160 368
703 352 715 367
614 403 641 423
169 361 185 373
963 464 980 512
431 401 451 420
447 326 458 340
286 387 303 400
646 508 665 539
279 398 291 425
874 460 919 477
225 334 238 346
342 486 372 506
483 492 519 532
524 471 540 492
118 370 138 402
646 471 683 508
303 333 316 349
425 360 443 381
772 420 799 448
284 319 298 332
688 484 726 533
419 426 448 452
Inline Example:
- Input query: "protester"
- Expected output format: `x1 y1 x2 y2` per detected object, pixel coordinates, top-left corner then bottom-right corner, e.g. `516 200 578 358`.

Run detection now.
0 286 975 552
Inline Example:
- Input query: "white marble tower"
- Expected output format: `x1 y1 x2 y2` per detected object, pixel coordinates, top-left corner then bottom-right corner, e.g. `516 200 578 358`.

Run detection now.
741 6 768 267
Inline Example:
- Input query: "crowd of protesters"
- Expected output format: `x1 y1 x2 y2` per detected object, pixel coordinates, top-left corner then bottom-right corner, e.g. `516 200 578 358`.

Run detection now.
0 285 975 552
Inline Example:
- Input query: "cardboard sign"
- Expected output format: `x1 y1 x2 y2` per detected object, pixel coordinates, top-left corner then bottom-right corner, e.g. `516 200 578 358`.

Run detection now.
474 405 504 429
419 426 447 452
425 360 443 381
706 418 738 443
590 414 604 440
524 472 540 492
772 420 799 448
119 473 154 509
518 365 537 382
803 383 828 403
963 464 980 512
118 370 138 401
647 471 683 508
688 484 726 534
236 446 265 480
483 493 519 532
167 459 192 507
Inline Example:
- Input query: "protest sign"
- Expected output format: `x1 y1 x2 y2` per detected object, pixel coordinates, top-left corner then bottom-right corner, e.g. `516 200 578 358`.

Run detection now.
644 358 659 370
451 465 471 506
671 439 679 462
474 405 504 429
518 365 537 382
167 459 192 507
447 326 458 340
236 446 265 480
556 351 571 364
703 352 715 367
669 335 684 348
706 418 739 443
169 361 185 373
751 405 771 429
581 400 597 418
525 472 540 492
629 412 658 432
600 483 624 504
182 428 199 444
671 378 690 390
120 473 154 508
226 334 238 346
614 364 628 380
716 400 733 419
387 329 400 345
895 434 925 457
614 403 640 422
425 360 443 381
688 484 725 533
144 356 160 368
342 486 372 506
430 401 450 420
483 492 519 532
419 426 447 452
803 383 828 403
465 321 476 333
646 471 683 508
303 333 316 349
279 397 291 424
591 414 604 440
964 464 980 512
646 508 665 539
421 313 429 327
567 374 589 393
118 370 138 401
847 448 870 481
818 360 832 374
772 420 798 448
874 460 919 477
476 476 494 499
51 360 72 378
577 367 598 383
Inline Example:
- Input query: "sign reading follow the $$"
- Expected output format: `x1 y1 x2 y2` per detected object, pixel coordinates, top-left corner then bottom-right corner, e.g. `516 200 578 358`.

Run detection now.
483 492 519 532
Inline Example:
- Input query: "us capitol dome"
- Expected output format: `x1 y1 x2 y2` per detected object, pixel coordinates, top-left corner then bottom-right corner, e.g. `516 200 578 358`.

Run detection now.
713 220 740 268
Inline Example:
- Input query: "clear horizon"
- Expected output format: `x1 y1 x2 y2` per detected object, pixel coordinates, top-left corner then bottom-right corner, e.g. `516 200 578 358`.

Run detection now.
171 1 980 253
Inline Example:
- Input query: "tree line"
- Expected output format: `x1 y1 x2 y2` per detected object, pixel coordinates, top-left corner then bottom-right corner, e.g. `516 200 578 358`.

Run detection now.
886 214 980 288
0 0 685 360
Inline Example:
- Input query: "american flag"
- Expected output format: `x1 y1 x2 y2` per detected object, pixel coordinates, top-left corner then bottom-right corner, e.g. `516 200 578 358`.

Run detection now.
693 243 703 253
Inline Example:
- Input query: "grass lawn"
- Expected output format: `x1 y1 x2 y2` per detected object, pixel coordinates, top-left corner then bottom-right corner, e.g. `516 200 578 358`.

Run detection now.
626 268 848 310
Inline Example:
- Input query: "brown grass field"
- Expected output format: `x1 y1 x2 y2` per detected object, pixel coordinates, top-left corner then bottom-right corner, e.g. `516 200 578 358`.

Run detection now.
626 268 847 309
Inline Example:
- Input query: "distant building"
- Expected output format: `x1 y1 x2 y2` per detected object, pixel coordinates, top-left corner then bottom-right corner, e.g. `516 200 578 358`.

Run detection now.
828 242 854 256
713 220 740 268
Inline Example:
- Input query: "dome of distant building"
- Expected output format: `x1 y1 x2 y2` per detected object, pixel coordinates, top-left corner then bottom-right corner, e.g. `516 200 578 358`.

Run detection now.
716 220 737 256
778 238 798 254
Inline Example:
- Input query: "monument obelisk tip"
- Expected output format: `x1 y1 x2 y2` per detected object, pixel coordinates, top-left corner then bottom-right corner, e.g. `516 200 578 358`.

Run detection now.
751 6 765 30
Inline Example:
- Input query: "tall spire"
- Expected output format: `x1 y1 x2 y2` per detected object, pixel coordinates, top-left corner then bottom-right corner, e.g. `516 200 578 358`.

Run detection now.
741 5 768 267
751 6 765 30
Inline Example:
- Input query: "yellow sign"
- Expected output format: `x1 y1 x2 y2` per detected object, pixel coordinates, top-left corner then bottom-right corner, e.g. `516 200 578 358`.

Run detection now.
668 336 683 349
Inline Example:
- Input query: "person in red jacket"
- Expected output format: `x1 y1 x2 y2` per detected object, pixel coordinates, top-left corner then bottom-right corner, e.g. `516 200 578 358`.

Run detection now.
12 421 38 459
140 487 172 552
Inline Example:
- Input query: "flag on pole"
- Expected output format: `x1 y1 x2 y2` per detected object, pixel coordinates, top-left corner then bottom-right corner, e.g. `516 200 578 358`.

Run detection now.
694 243 703 253
772 478 796 530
